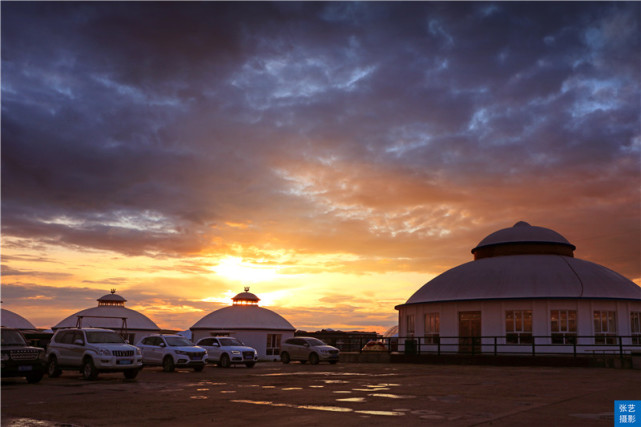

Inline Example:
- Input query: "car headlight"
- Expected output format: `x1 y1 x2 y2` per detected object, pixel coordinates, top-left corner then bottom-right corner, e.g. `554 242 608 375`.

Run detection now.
175 350 188 355
231 350 241 355
98 348 111 356
136 348 142 356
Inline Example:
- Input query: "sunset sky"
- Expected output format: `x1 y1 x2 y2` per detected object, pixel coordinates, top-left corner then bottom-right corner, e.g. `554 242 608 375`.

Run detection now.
2 2 639 334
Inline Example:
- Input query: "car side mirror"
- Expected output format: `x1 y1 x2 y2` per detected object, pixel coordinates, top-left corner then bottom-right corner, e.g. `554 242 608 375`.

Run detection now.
304 343 310 348
159 342 166 347
74 339 84 346
214 343 220 347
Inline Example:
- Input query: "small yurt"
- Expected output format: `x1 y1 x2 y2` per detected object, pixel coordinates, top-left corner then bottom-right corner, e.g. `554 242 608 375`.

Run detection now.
52 289 160 344
191 288 295 360
1 308 37 330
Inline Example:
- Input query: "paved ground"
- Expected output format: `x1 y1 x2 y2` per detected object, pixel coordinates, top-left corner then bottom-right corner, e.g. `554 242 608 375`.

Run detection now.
2 362 640 426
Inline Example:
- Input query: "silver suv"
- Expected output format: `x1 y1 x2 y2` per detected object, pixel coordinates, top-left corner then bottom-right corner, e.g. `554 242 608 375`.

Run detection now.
46 328 142 380
280 337 339 365
137 334 207 372
196 336 258 368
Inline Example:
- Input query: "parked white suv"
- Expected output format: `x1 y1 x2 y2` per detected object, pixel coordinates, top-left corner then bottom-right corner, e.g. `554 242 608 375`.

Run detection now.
137 334 207 372
196 336 258 368
280 337 339 365
46 328 142 380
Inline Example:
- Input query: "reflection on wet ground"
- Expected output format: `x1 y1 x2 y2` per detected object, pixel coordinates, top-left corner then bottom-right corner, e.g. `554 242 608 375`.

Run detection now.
232 399 405 417
368 393 416 399
258 371 397 377
336 397 366 402
5 418 83 427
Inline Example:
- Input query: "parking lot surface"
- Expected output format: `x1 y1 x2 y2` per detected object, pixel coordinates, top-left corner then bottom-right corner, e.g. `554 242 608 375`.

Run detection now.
2 362 639 426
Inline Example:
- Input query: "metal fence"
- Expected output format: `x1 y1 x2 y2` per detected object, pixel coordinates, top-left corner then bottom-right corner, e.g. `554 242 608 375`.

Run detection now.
345 335 641 358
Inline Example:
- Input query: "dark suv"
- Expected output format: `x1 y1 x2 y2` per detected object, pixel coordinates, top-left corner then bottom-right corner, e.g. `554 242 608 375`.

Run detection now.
1 327 47 383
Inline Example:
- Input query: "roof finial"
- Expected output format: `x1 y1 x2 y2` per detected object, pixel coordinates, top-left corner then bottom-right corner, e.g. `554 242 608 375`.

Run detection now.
244 286 250 292
110 288 116 294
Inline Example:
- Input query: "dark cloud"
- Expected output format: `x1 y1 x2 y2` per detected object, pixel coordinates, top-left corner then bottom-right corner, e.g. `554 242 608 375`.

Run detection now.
1 2 639 327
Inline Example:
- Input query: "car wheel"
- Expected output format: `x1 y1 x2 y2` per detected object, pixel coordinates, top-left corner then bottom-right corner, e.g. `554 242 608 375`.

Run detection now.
245 362 255 368
280 352 290 364
123 368 140 379
82 358 98 380
47 356 62 378
162 356 175 372
309 352 319 365
26 372 44 383
219 354 231 368
193 365 204 372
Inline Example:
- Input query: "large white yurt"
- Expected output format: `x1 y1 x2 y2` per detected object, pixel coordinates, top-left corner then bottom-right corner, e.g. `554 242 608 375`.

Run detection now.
190 288 295 361
52 290 160 344
395 221 641 354
1 308 37 330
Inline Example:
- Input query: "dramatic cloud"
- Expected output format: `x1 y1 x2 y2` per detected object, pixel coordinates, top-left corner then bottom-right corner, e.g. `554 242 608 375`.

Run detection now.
2 2 639 331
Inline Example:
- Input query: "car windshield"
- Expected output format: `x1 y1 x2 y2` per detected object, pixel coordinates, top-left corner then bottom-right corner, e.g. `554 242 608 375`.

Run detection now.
165 336 193 347
219 338 244 347
1 330 27 346
86 331 125 344
306 338 326 346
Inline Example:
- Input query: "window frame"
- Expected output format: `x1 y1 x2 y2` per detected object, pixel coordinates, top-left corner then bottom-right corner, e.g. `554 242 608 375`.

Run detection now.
505 310 533 345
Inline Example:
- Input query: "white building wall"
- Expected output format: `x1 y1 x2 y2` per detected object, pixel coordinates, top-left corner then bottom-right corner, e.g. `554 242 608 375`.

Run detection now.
398 299 641 354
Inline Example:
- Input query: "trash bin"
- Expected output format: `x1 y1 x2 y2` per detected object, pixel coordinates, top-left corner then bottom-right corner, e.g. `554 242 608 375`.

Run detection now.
404 339 417 355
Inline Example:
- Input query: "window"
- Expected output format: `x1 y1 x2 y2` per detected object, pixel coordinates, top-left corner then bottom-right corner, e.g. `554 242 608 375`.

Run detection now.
594 311 616 344
424 313 440 344
266 334 281 356
505 310 532 344
630 312 641 345
550 310 577 344
406 315 415 337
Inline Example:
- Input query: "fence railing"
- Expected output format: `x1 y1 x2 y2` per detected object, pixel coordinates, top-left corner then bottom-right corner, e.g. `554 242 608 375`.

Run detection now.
338 335 641 358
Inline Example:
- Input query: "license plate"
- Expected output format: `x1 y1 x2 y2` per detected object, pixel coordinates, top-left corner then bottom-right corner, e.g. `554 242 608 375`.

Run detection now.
117 359 132 365
18 365 33 372
190 355 202 360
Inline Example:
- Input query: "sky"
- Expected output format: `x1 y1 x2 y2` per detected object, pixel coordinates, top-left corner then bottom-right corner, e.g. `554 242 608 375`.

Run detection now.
1 2 640 334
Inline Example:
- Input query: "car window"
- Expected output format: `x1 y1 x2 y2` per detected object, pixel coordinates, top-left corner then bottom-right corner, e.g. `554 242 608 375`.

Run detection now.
86 331 124 344
141 337 152 345
73 331 85 345
165 336 192 347
58 331 75 344
1 329 27 346
219 338 243 347
285 338 297 345
305 338 325 346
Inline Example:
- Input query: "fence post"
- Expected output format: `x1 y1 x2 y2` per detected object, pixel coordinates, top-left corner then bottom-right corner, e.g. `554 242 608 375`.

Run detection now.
619 336 623 359
573 338 576 358
531 336 535 356
494 337 497 356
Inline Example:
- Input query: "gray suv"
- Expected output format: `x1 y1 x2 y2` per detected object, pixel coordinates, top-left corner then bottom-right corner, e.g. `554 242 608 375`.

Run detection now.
280 337 339 365
46 328 142 380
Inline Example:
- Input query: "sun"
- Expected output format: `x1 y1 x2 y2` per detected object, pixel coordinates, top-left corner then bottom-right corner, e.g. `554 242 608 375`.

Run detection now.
211 256 280 283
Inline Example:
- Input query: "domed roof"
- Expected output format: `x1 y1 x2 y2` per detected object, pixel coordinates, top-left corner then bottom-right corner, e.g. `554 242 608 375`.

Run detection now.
232 289 260 304
1 308 36 329
473 221 575 252
191 305 295 331
400 255 641 306
53 291 160 331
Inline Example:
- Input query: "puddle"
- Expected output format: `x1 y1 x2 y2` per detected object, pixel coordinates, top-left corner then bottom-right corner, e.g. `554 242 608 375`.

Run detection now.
262 386 276 389
220 390 236 394
232 400 404 416
420 414 446 420
324 380 350 384
196 388 209 391
259 372 396 378
309 385 324 388
352 388 390 392
238 384 260 388
190 396 208 400
333 391 352 394
337 397 366 403
281 387 303 391
355 410 405 416
368 393 416 399
5 418 83 427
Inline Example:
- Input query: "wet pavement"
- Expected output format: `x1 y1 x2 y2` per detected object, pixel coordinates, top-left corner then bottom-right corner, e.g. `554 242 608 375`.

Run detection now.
2 362 639 426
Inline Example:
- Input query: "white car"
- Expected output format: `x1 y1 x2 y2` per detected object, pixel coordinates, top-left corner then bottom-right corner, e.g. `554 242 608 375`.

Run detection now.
137 334 207 372
196 337 258 368
46 328 143 380
280 337 339 365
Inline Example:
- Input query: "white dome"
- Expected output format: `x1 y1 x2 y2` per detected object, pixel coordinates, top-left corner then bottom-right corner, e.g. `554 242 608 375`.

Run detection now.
473 221 575 252
53 305 160 331
191 305 295 331
401 255 641 305
1 308 36 329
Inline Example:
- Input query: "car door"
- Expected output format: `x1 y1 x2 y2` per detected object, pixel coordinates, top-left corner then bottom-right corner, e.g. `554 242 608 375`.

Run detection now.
55 331 74 365
69 331 86 366
208 338 222 361
199 338 219 362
